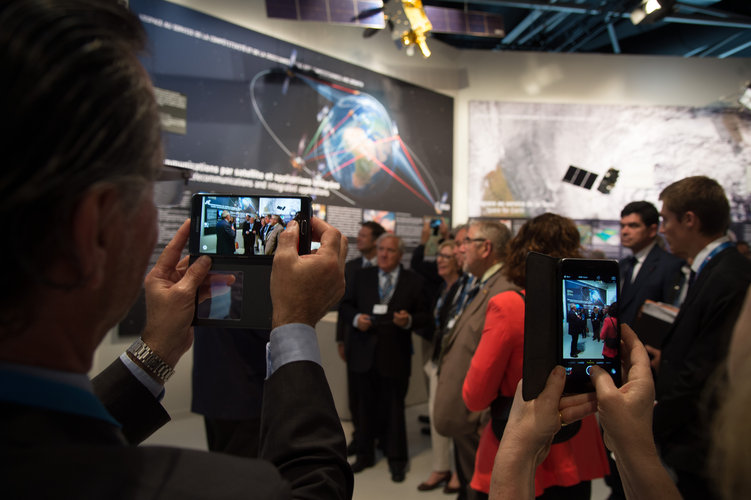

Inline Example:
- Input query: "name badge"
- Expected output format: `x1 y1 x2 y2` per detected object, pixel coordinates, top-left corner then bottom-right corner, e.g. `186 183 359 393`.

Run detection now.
373 304 388 315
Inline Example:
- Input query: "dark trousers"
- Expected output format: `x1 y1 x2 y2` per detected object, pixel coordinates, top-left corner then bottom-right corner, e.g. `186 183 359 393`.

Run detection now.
203 416 261 458
454 431 482 500
346 365 360 444
569 330 580 356
243 235 255 255
353 368 409 465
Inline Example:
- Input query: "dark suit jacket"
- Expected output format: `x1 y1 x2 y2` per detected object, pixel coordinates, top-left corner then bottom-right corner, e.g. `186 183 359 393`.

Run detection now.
339 265 430 379
619 244 684 327
192 327 270 420
336 257 365 345
1 358 353 499
216 218 236 255
653 246 751 477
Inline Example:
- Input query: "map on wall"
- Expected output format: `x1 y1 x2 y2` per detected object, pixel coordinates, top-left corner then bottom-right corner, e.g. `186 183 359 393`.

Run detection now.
468 101 751 221
129 0 453 257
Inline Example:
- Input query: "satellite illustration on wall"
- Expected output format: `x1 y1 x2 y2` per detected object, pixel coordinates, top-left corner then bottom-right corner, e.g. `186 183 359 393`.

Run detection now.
250 53 443 211
468 101 751 221
130 0 453 218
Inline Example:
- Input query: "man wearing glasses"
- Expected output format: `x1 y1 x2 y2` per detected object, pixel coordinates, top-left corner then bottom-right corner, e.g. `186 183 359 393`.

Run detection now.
433 221 518 500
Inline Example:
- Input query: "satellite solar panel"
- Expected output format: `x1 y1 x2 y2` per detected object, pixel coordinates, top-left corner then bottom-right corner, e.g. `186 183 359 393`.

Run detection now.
266 0 298 19
299 1 329 21
424 6 504 37
266 1 502 37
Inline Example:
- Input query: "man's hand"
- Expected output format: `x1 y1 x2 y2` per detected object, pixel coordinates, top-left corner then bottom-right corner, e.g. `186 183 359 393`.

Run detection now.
393 310 410 328
356 314 372 332
141 219 212 370
270 217 347 328
590 325 656 455
337 342 346 361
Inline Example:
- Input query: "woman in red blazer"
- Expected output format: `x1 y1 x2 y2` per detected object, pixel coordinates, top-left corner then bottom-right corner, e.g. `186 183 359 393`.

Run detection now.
462 213 610 498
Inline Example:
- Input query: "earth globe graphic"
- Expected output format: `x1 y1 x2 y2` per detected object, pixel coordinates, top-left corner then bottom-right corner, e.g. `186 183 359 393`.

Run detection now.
321 93 397 197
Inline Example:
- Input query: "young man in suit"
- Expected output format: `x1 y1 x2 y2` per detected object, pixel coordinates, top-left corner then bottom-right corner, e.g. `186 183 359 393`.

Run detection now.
339 233 431 482
618 201 684 328
650 176 751 499
336 220 386 456
433 220 518 500
0 2 352 498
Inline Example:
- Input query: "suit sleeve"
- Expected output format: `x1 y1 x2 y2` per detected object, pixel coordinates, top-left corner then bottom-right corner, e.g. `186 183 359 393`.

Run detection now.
91 358 170 445
339 268 361 329
259 361 354 500
405 273 432 332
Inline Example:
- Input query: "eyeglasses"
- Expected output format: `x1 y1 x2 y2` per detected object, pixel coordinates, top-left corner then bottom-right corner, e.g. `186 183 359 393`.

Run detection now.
462 237 487 246
436 252 454 260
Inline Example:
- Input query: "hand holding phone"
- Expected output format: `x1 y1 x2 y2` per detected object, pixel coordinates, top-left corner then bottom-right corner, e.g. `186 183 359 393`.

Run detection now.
188 193 312 329
523 252 621 399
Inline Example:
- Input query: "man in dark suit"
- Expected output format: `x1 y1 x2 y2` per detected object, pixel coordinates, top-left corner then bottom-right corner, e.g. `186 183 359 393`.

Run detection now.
650 176 751 499
216 210 236 255
336 220 386 456
433 220 517 500
339 233 431 482
0 3 352 497
619 201 684 328
241 214 256 255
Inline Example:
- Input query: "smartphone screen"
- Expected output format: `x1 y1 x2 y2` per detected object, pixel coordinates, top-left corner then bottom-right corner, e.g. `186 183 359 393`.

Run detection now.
188 193 311 329
189 193 311 257
559 258 621 393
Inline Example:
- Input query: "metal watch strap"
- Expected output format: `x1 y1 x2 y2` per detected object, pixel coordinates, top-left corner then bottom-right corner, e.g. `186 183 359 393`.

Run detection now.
126 338 175 383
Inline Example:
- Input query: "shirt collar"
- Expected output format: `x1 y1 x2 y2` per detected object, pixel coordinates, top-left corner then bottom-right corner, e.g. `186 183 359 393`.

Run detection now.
481 262 503 284
363 256 377 267
633 240 657 263
380 266 400 280
691 235 731 273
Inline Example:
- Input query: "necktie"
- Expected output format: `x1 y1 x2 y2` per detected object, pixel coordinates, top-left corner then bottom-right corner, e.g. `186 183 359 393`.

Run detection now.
380 273 394 303
621 256 636 293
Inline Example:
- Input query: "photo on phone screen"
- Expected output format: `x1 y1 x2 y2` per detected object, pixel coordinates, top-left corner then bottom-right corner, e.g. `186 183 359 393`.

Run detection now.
190 193 311 257
560 258 621 392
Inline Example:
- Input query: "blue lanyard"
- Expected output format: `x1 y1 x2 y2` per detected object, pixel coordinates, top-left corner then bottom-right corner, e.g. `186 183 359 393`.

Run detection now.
697 241 733 277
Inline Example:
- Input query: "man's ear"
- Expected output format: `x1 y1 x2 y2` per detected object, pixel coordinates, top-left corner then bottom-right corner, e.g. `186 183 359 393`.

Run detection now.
647 223 658 239
682 211 699 232
70 185 123 290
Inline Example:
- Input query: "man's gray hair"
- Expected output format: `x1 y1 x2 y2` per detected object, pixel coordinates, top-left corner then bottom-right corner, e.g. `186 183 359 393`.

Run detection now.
470 220 512 261
376 233 404 254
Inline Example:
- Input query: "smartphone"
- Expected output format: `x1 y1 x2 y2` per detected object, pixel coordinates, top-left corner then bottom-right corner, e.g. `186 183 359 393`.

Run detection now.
188 193 312 329
189 193 312 257
523 253 621 399
559 258 621 393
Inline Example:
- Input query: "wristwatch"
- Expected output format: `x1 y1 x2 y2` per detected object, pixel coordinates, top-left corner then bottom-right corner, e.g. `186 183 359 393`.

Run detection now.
126 338 175 383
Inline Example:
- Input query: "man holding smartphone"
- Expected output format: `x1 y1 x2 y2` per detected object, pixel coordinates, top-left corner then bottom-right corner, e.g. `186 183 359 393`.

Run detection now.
0 2 352 498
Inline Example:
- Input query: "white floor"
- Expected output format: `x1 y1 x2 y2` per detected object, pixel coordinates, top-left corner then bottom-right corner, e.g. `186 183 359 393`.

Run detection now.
143 403 610 500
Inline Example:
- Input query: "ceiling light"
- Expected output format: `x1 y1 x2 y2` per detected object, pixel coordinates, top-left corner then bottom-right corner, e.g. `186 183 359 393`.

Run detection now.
630 0 675 25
